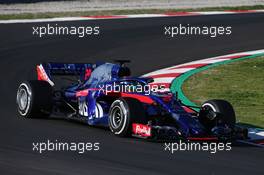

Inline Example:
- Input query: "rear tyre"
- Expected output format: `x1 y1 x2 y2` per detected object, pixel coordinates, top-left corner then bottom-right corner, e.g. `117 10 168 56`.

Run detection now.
16 80 53 118
199 99 236 129
109 97 147 137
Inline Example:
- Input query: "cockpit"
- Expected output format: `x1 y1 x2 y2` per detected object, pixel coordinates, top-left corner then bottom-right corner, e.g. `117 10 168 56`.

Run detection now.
83 63 131 88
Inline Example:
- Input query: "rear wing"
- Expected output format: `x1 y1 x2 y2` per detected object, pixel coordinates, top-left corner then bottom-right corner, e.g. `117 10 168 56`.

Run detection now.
36 62 97 86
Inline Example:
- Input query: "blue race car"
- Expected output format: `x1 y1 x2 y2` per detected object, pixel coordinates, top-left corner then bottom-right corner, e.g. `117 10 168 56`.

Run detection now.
16 61 247 141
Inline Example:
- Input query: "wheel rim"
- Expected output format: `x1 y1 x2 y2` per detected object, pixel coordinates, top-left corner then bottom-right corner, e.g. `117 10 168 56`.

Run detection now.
202 103 216 112
17 88 28 111
202 103 217 121
111 106 123 129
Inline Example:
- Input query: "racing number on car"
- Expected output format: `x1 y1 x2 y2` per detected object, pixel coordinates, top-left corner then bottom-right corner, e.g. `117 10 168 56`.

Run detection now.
78 98 88 117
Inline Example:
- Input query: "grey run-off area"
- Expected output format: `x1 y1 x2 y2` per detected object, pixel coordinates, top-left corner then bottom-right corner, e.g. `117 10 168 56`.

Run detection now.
0 0 264 14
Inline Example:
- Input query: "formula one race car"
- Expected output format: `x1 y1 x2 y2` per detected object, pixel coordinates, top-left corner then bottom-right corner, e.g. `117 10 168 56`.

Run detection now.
16 61 247 141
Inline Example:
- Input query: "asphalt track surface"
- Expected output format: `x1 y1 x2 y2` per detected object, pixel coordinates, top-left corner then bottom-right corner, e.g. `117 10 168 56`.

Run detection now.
1 13 264 175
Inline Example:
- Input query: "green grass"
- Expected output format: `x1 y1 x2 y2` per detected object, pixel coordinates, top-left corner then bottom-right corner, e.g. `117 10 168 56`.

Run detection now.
0 5 264 20
182 57 264 128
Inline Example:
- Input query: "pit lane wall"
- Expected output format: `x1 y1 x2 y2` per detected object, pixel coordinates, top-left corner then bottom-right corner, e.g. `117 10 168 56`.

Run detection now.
142 49 264 145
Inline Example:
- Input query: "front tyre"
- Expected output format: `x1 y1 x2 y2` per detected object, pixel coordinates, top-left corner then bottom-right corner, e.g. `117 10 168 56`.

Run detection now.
109 98 147 137
16 80 53 118
199 99 236 129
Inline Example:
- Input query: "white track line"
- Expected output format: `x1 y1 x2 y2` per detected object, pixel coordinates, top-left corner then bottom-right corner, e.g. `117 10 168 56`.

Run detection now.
143 68 194 77
151 77 175 84
126 14 167 18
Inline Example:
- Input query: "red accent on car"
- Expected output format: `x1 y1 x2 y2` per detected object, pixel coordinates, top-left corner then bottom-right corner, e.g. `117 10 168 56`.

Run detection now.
162 94 173 102
182 106 196 113
132 123 152 137
75 88 101 97
84 68 92 80
36 65 48 81
252 139 264 145
107 92 155 104
76 89 89 97
121 93 154 104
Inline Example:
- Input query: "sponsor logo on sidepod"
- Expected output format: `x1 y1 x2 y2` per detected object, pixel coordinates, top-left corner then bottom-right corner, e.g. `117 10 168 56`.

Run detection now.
132 123 151 137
